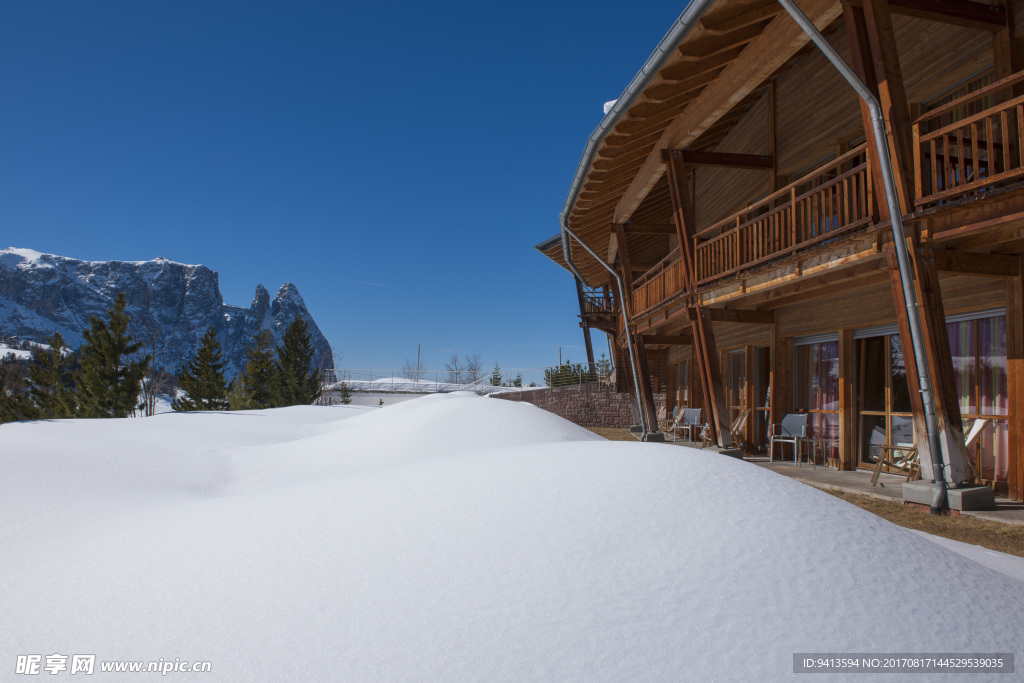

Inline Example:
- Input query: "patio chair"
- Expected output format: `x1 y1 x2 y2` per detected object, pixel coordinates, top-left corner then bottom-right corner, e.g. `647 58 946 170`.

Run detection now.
870 442 918 486
673 408 704 444
658 406 680 434
769 413 811 464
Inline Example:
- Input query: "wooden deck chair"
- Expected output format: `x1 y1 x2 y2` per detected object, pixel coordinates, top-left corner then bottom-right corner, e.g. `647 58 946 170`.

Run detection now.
961 417 991 481
658 406 680 435
870 442 919 486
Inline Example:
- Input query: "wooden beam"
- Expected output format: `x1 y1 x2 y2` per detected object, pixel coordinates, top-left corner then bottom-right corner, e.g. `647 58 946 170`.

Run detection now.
659 46 746 81
633 336 660 434
676 22 768 61
642 334 693 346
700 2 785 35
863 0 915 212
613 0 843 224
1007 256 1024 500
693 307 775 324
933 249 1021 277
838 329 856 470
846 0 1007 31
675 150 774 170
620 223 677 235
614 227 635 317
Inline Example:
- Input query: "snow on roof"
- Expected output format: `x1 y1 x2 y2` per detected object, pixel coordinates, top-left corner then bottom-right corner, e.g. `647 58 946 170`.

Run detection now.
2 394 1022 680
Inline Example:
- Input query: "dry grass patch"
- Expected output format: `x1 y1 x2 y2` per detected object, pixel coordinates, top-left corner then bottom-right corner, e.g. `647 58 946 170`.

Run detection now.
587 427 638 442
823 487 1024 558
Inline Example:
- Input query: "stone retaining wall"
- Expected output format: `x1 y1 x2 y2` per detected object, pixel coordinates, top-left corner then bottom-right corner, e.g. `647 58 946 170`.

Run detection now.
491 384 665 428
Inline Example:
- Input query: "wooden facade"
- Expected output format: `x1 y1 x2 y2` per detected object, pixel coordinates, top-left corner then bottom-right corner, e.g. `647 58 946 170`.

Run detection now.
541 0 1024 500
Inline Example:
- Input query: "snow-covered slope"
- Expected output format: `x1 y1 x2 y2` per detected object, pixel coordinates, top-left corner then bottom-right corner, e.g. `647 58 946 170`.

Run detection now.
0 247 332 377
2 394 1022 681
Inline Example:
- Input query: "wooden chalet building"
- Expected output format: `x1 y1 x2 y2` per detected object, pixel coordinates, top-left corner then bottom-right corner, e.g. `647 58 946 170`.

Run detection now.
539 0 1024 501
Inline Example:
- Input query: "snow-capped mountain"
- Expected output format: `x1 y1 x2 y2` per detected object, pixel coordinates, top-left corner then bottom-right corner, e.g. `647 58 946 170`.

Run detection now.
0 247 333 378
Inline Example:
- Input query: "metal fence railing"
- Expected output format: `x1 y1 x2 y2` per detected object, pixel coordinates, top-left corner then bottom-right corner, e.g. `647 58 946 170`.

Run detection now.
321 364 616 397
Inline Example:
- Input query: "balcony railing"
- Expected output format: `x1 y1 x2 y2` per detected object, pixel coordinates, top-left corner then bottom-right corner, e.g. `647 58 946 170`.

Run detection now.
914 70 1024 207
581 287 615 315
693 144 873 284
632 251 685 315
628 145 875 316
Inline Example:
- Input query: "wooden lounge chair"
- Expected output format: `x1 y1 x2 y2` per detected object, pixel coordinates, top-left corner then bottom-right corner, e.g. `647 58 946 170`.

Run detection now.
870 443 919 486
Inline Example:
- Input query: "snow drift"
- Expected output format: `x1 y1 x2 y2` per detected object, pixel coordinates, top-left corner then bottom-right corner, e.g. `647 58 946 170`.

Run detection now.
2 393 1022 681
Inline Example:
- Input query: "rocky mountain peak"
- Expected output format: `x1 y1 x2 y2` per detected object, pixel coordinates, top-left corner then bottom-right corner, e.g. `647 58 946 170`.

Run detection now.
0 247 333 379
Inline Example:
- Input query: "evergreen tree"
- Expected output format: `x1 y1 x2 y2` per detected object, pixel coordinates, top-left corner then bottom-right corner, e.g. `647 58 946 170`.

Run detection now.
226 377 250 411
490 362 502 386
241 329 277 409
337 381 352 405
0 359 38 423
274 317 321 406
27 331 76 418
75 293 150 418
544 359 587 388
172 326 229 411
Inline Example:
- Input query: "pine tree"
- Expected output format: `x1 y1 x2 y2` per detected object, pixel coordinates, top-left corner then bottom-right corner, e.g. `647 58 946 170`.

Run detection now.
172 326 229 411
0 359 38 423
337 381 352 405
490 362 502 386
226 377 250 410
242 329 277 409
274 316 321 406
27 331 76 418
75 293 150 418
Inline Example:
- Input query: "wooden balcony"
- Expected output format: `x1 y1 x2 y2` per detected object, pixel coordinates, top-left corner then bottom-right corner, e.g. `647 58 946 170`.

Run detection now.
914 71 1024 208
694 144 874 284
630 145 876 317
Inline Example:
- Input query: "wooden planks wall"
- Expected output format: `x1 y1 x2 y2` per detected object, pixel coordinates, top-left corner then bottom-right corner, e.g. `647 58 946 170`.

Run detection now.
692 15 993 234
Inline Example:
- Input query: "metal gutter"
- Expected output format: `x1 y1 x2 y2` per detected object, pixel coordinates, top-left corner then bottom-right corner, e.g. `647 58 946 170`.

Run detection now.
775 0 949 513
557 0 717 438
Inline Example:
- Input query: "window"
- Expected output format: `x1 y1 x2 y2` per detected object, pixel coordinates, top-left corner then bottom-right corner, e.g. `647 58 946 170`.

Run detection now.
948 315 1008 485
795 339 839 461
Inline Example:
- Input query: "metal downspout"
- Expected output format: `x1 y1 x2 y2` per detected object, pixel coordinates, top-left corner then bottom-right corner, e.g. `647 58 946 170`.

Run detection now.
776 0 947 513
558 0 717 439
564 226 649 438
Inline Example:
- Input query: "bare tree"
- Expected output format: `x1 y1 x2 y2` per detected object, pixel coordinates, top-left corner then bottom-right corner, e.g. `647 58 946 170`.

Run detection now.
444 351 462 384
401 357 426 381
464 350 483 384
132 315 176 417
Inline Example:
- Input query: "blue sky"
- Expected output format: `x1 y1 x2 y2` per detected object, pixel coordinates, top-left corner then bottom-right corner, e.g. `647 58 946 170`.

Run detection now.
1 0 684 374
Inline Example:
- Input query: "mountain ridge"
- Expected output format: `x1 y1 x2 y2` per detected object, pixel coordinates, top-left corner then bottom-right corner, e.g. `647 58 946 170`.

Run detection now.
0 247 333 378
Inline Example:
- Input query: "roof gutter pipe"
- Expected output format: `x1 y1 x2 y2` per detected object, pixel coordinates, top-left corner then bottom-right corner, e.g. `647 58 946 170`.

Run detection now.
558 0 717 439
559 0 717 277
776 0 947 514
563 226 649 438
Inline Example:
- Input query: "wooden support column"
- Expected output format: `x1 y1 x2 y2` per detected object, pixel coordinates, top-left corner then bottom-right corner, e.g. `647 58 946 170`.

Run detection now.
613 225 657 430
862 0 915 212
574 277 597 378
1007 255 1024 501
844 3 887 222
769 323 792 459
838 329 856 470
632 336 659 430
664 149 732 446
744 344 756 447
885 242 970 482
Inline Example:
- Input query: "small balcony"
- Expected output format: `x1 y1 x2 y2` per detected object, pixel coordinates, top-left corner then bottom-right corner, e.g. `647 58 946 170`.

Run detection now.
630 145 875 316
693 144 874 284
913 70 1024 208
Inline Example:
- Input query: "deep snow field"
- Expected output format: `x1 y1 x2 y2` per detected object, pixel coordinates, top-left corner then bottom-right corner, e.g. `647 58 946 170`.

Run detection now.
3 393 1023 681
